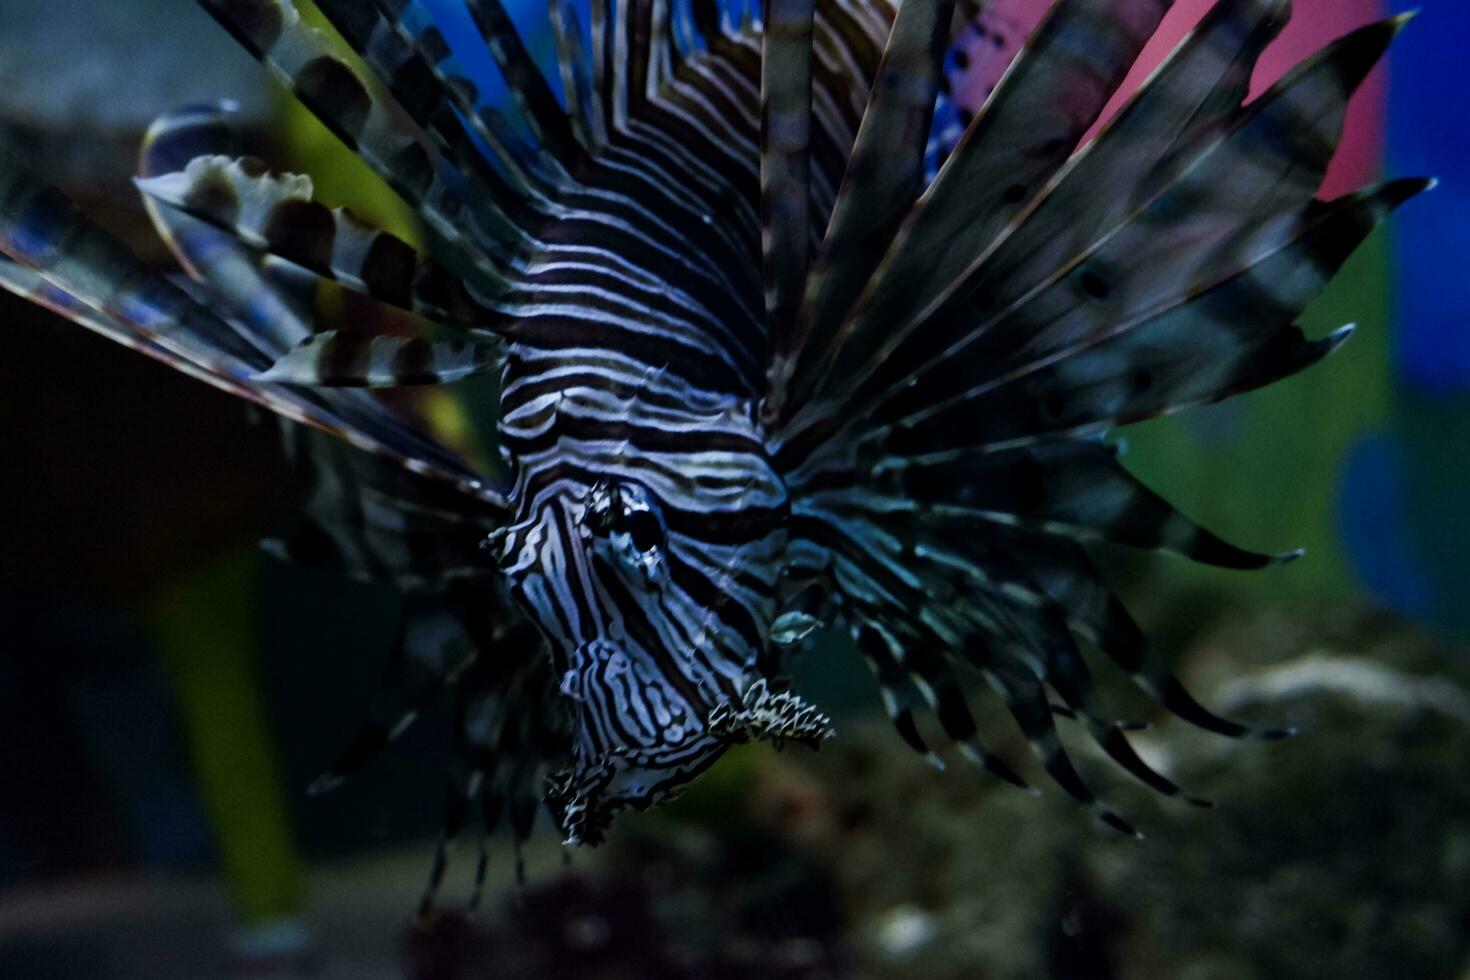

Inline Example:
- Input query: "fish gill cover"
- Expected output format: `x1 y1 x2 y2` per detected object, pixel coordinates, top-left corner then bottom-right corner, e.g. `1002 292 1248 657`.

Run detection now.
0 0 1431 915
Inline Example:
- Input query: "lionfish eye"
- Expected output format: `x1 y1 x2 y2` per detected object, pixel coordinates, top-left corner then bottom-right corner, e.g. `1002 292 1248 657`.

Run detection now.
585 482 667 586
621 508 663 553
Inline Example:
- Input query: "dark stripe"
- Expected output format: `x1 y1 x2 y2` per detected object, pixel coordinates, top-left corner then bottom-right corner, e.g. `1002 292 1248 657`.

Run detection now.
296 56 375 139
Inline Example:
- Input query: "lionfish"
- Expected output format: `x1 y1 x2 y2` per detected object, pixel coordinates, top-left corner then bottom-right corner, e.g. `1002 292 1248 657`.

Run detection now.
0 0 1427 905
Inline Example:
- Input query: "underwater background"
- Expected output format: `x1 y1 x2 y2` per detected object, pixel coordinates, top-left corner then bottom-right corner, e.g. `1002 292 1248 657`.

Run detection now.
0 0 1466 977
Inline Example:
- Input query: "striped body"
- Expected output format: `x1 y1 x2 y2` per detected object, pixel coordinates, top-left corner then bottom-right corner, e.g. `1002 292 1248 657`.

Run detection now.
0 0 1432 907
494 371 788 841
483 7 896 838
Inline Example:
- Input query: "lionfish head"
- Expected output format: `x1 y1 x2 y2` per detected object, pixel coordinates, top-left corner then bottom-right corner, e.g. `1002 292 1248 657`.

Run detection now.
490 394 810 844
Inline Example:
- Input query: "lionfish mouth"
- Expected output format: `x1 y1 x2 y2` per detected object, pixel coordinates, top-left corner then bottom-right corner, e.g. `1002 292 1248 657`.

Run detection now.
552 637 834 846
546 738 725 847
